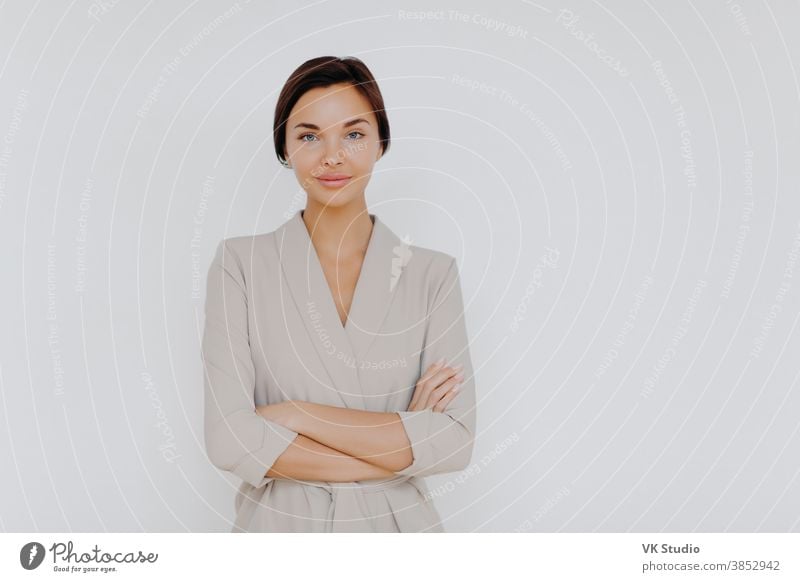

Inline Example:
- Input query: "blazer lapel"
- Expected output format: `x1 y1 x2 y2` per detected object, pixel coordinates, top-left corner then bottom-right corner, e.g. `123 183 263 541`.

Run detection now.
274 210 409 410
345 212 410 366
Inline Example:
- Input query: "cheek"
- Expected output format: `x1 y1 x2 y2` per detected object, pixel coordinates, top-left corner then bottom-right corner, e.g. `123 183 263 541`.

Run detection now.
293 153 324 176
346 147 377 172
289 143 312 162
288 139 319 159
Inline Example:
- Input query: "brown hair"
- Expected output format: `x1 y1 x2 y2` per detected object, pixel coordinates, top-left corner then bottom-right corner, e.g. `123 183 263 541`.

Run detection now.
273 56 391 167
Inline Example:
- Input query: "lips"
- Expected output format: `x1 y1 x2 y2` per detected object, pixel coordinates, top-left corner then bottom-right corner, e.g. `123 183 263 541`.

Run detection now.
316 174 352 187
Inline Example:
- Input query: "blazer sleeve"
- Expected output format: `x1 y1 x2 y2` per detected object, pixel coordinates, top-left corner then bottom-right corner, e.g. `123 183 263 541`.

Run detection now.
395 256 477 478
202 239 299 489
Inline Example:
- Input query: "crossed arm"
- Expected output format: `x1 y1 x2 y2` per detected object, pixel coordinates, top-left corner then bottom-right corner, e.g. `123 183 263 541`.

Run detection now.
258 405 409 482
257 360 464 483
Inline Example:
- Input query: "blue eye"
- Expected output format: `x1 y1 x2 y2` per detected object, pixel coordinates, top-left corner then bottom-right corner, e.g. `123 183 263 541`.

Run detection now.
298 131 364 142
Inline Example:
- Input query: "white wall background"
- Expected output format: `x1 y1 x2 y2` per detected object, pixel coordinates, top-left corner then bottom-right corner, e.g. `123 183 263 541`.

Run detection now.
1 0 799 532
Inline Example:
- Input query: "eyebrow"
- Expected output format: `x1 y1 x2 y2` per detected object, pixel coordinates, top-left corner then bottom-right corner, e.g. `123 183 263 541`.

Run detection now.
292 118 371 131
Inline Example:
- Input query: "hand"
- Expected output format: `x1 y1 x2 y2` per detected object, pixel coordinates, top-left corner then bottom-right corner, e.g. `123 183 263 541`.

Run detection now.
407 359 464 413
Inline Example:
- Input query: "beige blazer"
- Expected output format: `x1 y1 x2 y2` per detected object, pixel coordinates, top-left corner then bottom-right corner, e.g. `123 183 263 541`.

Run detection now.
202 209 476 532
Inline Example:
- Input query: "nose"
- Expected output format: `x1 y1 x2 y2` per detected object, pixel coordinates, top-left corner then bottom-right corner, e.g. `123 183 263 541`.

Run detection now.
321 140 344 167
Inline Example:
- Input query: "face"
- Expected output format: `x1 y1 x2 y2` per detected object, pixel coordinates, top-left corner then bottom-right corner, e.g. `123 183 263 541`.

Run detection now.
284 82 383 210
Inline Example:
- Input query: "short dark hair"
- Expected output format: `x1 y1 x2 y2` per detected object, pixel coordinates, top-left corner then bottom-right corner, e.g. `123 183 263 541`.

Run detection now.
273 56 391 167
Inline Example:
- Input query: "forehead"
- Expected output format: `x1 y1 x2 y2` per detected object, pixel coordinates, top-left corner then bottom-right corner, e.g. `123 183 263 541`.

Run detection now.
288 83 376 126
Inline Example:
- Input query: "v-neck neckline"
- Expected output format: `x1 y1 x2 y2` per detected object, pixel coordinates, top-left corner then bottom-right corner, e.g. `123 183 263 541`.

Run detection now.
299 210 377 331
275 208 408 410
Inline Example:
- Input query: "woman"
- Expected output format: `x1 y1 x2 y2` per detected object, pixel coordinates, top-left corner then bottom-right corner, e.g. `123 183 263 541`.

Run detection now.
202 56 477 532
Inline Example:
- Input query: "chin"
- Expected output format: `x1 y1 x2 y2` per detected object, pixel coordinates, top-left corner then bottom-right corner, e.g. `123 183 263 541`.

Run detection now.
308 189 360 209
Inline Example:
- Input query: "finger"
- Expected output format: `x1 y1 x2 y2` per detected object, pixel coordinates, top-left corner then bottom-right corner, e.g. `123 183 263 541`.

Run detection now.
420 358 446 383
420 369 462 409
408 384 422 410
432 387 459 413
414 380 437 410
409 379 423 409
409 369 438 410
415 369 447 409
433 383 461 412
413 360 459 410
423 363 462 393
428 373 463 405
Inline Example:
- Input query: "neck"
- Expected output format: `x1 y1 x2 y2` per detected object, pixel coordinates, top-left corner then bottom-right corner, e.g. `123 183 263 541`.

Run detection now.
301 200 374 259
